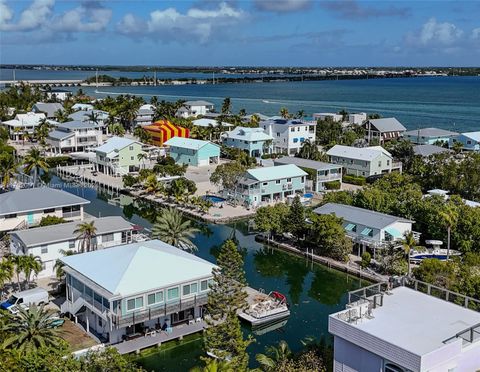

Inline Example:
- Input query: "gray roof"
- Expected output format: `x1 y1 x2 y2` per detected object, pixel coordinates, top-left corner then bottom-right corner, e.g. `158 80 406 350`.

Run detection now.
9 216 133 248
57 121 98 130
313 203 414 229
32 103 64 118
274 156 340 171
184 100 214 106
367 118 406 132
48 129 74 140
262 118 310 126
413 144 451 157
404 127 458 138
0 187 90 216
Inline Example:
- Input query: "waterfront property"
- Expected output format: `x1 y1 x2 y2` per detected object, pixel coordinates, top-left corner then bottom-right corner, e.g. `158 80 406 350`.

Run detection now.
32 102 64 119
273 157 342 192
46 121 103 154
0 187 89 232
233 164 307 207
164 137 220 167
412 144 451 157
93 137 145 176
60 240 216 344
192 118 232 128
403 127 458 145
327 145 400 177
312 113 343 122
262 118 316 155
450 132 480 151
72 103 94 111
363 118 406 144
223 126 273 157
143 120 190 147
44 89 70 101
134 104 155 126
330 281 480 372
68 109 109 132
9 216 133 278
1 112 46 141
348 113 367 125
176 100 214 118
313 203 414 254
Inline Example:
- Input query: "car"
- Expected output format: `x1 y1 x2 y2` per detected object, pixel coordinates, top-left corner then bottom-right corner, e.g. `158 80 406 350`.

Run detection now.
0 288 49 312
7 303 29 315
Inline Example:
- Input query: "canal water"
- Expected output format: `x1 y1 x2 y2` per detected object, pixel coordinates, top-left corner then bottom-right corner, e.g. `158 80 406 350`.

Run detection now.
57 178 366 370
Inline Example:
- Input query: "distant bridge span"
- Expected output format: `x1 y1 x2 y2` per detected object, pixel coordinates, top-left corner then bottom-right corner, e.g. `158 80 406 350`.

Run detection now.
0 79 84 86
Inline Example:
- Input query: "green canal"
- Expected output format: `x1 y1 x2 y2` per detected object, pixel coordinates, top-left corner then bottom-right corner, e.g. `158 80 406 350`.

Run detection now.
58 178 367 371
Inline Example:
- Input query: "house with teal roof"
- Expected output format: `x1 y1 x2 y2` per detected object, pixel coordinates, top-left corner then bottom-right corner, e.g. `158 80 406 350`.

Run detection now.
232 164 307 207
164 137 220 167
60 240 216 344
93 137 145 176
223 126 273 157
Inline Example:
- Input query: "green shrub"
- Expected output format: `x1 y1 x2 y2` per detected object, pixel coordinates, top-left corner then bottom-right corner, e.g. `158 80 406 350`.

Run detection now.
45 156 72 168
39 215 67 226
324 180 341 190
361 251 371 268
342 174 366 186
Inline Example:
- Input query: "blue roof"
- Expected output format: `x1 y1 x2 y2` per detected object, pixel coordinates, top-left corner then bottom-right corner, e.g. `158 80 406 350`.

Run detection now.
61 240 216 297
57 121 98 130
246 164 307 182
164 136 219 150
95 137 140 154
48 129 74 140
226 127 273 142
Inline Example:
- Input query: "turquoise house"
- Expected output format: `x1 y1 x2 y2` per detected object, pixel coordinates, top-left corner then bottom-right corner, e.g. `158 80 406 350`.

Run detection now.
403 128 458 145
450 132 480 151
233 164 307 207
164 137 220 167
223 127 273 157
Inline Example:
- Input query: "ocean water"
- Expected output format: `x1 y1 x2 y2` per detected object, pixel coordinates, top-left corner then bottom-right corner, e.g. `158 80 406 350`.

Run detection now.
2 68 479 132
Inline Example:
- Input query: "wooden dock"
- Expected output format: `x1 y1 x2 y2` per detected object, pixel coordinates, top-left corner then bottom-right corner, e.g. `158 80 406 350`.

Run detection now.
56 164 123 193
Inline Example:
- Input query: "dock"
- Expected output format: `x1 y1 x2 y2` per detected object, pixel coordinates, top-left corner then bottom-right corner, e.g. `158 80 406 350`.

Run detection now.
56 164 123 193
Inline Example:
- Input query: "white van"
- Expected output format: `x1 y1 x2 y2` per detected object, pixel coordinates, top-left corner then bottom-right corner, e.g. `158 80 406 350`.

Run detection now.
0 288 49 313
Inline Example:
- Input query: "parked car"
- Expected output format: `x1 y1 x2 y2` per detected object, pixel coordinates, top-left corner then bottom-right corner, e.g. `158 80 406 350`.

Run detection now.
0 288 49 312
7 303 29 315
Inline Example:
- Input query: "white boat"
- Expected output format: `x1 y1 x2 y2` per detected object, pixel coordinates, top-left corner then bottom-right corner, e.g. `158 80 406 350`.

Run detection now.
239 291 290 326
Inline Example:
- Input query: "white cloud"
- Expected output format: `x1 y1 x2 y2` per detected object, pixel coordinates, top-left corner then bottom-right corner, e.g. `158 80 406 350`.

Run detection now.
471 28 480 40
52 2 112 32
0 0 54 31
254 0 311 13
118 2 245 43
0 0 14 29
418 18 463 45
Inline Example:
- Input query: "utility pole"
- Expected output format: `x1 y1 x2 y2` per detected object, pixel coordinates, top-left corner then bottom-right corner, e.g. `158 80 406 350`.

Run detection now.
95 69 98 88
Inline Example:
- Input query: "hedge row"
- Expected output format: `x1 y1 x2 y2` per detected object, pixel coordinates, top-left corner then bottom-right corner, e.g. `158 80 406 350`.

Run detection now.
342 174 366 186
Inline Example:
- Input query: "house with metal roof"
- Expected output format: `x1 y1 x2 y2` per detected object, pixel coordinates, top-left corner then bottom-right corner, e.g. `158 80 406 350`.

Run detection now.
164 137 220 167
192 118 232 128
450 132 480 151
223 126 274 157
363 118 406 144
1 112 46 141
262 118 316 155
176 100 214 118
46 121 103 154
59 240 216 344
32 102 64 119
273 157 342 192
330 281 480 372
403 127 458 145
93 137 145 176
134 104 155 126
233 164 307 207
313 203 414 254
72 103 94 111
9 216 134 278
327 145 401 177
0 187 89 232
412 144 451 157
313 113 343 122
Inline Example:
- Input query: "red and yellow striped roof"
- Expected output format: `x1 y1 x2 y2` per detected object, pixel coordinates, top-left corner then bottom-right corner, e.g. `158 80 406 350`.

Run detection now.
143 120 190 146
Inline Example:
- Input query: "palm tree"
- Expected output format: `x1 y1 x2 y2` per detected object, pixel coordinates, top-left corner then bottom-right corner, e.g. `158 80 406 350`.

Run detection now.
10 255 24 291
250 114 260 127
23 147 48 186
439 205 459 260
151 207 200 252
53 109 68 123
13 127 22 142
1 304 62 353
0 258 14 300
21 255 42 288
279 107 290 119
74 221 97 253
190 358 232 372
108 122 125 136
53 249 76 279
255 340 292 371
402 231 419 276
137 152 148 169
86 111 99 126
144 174 163 194
1 158 18 188
296 110 305 119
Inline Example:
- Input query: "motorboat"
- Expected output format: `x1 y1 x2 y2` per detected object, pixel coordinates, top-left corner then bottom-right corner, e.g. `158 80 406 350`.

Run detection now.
410 240 461 262
238 291 290 326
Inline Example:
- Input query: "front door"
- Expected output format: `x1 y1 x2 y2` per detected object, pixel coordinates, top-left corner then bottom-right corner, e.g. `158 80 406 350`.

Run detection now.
27 213 34 225
171 308 194 325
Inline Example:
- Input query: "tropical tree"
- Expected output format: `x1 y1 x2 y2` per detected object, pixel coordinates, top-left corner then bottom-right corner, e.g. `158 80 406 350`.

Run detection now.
1 304 62 354
74 221 97 253
10 255 24 291
86 111 99 126
1 157 18 188
296 110 305 119
137 152 148 169
0 258 14 299
255 340 292 371
151 207 199 252
439 205 459 259
143 174 163 194
402 231 419 276
250 114 260 127
107 122 125 136
209 161 246 196
191 358 233 372
23 147 48 186
280 107 290 119
296 140 327 161
221 98 231 115
21 255 42 288
133 126 152 144
53 249 76 279
53 109 68 123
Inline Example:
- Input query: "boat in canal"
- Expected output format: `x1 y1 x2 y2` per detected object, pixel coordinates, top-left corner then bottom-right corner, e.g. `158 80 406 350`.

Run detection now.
239 291 290 326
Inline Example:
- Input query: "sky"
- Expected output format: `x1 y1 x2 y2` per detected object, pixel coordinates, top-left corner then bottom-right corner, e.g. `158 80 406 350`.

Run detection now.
0 0 479 67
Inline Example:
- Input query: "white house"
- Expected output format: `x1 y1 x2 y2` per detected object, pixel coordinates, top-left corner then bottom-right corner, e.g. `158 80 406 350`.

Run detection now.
68 109 109 133
60 240 216 344
72 103 94 111
192 118 232 128
330 282 480 372
262 118 316 155
46 121 103 154
327 145 400 177
176 100 214 118
9 216 134 278
348 112 367 125
313 113 343 122
92 137 145 176
134 104 155 126
313 203 414 254
32 102 64 119
1 112 46 141
0 187 89 232
45 89 70 101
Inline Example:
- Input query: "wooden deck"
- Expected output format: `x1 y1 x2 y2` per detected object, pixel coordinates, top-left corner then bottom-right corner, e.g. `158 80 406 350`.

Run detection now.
112 320 206 354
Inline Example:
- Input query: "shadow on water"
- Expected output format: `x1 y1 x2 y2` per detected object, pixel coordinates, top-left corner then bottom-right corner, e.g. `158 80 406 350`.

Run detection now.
54 178 367 371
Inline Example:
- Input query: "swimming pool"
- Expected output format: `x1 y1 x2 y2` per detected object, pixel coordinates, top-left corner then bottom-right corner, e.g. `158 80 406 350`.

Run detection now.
303 193 313 198
202 195 226 204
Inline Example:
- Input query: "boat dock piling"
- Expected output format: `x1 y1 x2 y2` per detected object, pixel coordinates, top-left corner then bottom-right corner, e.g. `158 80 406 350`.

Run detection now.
56 165 122 193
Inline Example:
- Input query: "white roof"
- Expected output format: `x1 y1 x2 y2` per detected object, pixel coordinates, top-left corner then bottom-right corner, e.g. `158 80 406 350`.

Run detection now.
95 137 139 154
327 145 392 161
336 286 480 356
184 100 214 107
61 240 216 297
226 127 273 142
3 112 46 127
164 136 219 150
192 118 232 128
246 164 307 182
461 131 480 142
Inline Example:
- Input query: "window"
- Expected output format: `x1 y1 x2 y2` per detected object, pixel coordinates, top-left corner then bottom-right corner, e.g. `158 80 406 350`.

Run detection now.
384 363 406 372
287 178 292 182
301 176 305 183
183 284 191 296
191 283 198 293
262 182 268 186
102 233 114 242
276 132 280 137
4 213 17 219
41 246 48 254
43 208 55 213
167 287 179 300
290 128 295 132
276 180 281 184
183 283 198 296
130 156 134 161
201 280 208 291
378 161 382 167
69 240 75 249
297 127 300 132
129 145 133 150
147 291 164 305
126 296 143 311
387 160 390 166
